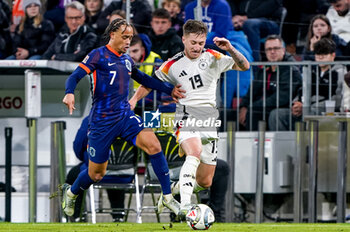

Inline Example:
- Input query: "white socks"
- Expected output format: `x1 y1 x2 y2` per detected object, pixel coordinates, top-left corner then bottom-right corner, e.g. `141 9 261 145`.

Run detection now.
172 180 206 195
179 156 200 207
67 188 77 199
163 193 173 203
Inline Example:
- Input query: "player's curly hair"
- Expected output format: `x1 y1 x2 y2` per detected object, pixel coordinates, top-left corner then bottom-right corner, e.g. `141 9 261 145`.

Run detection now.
102 18 135 41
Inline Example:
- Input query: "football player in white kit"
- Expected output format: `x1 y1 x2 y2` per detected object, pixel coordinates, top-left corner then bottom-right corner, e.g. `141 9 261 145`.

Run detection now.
129 19 250 218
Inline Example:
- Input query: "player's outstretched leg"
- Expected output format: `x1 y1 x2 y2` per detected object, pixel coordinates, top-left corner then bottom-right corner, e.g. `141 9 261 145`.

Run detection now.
136 130 180 214
148 151 180 214
62 168 94 216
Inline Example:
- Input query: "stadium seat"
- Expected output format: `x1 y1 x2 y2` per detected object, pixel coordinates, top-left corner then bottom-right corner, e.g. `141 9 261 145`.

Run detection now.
140 131 184 222
87 138 142 223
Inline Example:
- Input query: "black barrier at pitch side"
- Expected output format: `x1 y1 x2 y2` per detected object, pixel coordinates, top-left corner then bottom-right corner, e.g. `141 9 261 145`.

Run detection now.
5 127 12 222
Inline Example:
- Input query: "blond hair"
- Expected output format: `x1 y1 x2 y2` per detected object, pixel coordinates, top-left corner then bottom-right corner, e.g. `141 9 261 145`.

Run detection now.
19 13 42 33
161 0 181 8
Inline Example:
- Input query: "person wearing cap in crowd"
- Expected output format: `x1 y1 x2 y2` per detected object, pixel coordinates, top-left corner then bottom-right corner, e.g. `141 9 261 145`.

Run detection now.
6 0 55 60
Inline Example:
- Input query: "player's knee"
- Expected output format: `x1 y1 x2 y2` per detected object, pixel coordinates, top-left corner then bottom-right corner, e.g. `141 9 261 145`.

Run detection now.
89 170 106 182
187 150 201 159
198 177 212 188
145 141 162 155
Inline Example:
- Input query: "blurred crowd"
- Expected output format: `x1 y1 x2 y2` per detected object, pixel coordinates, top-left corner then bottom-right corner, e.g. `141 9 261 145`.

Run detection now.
1 0 350 131
1 0 349 62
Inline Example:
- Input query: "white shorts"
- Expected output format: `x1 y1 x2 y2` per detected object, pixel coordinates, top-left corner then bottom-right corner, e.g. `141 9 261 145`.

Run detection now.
176 129 218 165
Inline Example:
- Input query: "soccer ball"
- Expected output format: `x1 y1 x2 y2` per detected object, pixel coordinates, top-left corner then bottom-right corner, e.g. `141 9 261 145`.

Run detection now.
186 204 215 230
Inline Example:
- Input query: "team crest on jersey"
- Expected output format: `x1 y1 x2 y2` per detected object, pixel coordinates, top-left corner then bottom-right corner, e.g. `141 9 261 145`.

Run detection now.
89 146 96 157
198 58 208 70
82 55 89 64
125 59 132 72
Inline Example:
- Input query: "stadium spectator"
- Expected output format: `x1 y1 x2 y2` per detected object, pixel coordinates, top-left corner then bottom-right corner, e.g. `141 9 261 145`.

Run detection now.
44 0 84 33
302 14 347 60
101 0 152 34
128 34 162 111
42 1 97 61
66 117 126 222
239 35 302 131
61 18 185 217
326 0 350 43
84 0 108 38
162 0 184 37
6 0 55 60
343 71 350 111
94 10 126 46
128 34 176 132
109 10 126 22
185 0 233 46
281 0 330 55
269 38 345 130
0 0 12 59
148 8 183 61
231 0 284 61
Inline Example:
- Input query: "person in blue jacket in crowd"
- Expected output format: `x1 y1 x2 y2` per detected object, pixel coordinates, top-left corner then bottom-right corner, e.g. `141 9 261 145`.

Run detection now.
184 0 233 45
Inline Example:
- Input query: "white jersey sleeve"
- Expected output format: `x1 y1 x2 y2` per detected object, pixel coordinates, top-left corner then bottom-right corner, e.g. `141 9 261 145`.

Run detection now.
211 50 235 74
154 53 184 86
155 64 175 85
218 53 235 73
206 49 235 81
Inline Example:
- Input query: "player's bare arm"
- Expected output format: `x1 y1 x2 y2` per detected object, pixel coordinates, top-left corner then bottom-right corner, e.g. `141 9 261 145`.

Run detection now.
129 86 152 110
213 37 250 71
62 93 76 115
129 84 185 109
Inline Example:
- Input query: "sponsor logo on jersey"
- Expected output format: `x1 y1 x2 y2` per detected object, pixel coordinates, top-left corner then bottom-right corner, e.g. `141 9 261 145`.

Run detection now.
144 109 161 128
108 62 116 66
125 59 132 72
179 70 187 77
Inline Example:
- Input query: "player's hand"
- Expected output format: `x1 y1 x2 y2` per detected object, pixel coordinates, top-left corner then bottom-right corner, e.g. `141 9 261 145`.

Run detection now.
213 37 233 51
292 101 303 117
171 84 186 102
62 93 76 115
129 98 137 110
239 107 247 126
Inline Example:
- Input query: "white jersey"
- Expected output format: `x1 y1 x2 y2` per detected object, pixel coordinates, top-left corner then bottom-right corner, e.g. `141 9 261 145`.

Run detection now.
155 49 235 108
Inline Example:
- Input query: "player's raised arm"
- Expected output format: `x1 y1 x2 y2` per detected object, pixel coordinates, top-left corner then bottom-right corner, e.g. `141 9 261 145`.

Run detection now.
213 37 250 71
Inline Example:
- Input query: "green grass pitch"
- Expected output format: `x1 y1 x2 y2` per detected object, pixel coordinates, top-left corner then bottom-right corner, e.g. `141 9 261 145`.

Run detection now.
1 223 350 232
